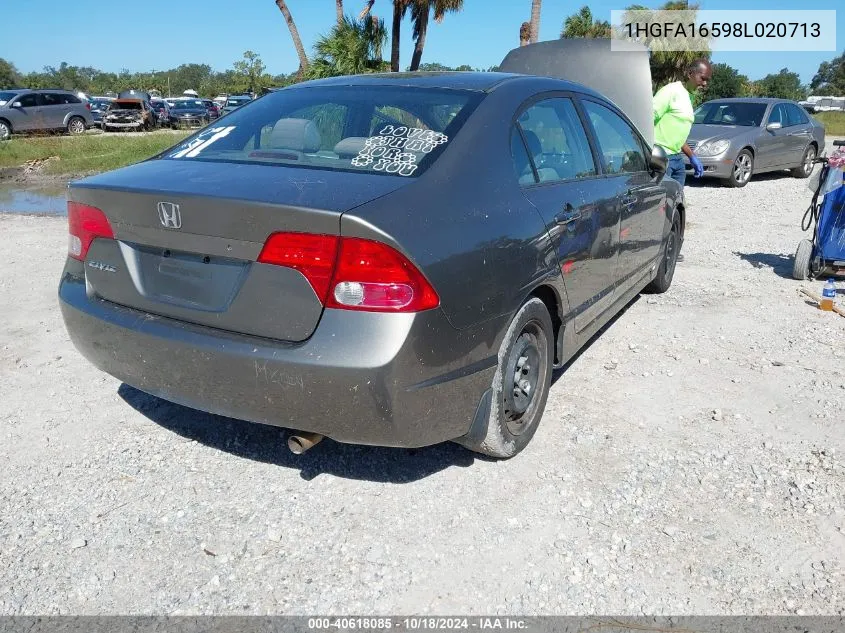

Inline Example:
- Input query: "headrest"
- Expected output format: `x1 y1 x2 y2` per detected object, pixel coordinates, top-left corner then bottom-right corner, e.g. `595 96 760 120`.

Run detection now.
334 137 368 158
270 118 321 153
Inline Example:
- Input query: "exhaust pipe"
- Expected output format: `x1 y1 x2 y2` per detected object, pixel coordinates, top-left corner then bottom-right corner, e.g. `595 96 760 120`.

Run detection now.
287 432 324 455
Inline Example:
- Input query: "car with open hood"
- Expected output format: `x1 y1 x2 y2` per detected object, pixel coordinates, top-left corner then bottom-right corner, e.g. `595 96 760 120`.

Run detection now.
58 40 683 459
103 98 157 132
686 98 826 187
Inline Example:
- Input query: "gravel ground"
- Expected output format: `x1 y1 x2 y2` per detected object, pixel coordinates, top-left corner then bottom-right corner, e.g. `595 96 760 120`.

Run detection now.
1 141 844 615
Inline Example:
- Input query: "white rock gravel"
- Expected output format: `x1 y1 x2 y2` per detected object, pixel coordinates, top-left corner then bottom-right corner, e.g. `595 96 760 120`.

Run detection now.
1 141 844 614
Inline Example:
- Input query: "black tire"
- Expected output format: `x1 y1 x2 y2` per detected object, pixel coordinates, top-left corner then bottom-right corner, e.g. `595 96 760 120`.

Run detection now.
791 144 816 178
792 238 813 280
726 149 753 188
66 116 86 135
0 119 11 141
461 297 553 459
644 212 681 293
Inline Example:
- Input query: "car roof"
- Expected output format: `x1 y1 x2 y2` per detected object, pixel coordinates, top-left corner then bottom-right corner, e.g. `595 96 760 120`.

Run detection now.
284 71 606 99
706 97 791 104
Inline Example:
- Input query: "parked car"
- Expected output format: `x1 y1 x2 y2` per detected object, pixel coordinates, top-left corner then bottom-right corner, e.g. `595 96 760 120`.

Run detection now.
220 95 252 115
87 98 113 129
149 99 171 126
0 89 93 140
58 42 682 459
102 98 157 132
167 99 210 129
202 99 220 120
686 98 826 187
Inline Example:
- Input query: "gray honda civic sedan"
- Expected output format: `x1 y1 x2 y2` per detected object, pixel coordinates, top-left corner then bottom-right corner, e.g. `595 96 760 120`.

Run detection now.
59 58 683 458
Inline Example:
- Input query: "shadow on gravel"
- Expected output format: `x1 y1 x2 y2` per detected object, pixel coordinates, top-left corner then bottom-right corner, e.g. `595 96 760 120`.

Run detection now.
734 251 795 279
117 384 476 482
683 170 793 188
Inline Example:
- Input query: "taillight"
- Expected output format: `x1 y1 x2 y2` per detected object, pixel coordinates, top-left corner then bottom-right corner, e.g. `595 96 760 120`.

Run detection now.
257 232 439 313
67 202 114 260
257 232 339 303
327 238 439 312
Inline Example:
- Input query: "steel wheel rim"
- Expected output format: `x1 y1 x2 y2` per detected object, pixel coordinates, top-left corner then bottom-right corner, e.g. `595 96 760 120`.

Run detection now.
664 221 679 280
503 324 545 436
803 148 815 175
733 154 752 183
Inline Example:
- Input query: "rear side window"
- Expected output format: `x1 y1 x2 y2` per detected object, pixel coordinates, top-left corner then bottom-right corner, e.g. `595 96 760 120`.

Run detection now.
515 97 596 184
582 100 647 174
787 104 809 126
165 86 483 178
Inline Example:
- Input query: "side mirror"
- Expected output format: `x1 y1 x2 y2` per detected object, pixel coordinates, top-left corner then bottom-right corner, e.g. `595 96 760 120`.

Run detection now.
766 122 782 131
11 102 22 108
649 144 668 181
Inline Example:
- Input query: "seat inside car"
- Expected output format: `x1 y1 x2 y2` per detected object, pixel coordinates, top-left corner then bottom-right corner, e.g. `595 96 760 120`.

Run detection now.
334 137 368 159
266 118 322 156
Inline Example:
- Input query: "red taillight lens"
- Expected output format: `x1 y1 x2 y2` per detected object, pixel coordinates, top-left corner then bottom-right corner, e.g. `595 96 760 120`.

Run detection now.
327 237 439 312
257 232 340 303
67 202 114 261
256 233 439 313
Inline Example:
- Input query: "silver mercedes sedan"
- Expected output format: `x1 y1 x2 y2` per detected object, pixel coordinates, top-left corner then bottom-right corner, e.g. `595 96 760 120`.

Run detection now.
686 98 826 187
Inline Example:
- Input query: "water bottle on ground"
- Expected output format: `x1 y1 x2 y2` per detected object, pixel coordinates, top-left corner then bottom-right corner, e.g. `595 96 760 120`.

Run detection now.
820 278 836 312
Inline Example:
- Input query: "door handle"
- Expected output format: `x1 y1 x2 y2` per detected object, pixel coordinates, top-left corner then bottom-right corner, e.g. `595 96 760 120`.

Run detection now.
554 203 581 225
621 193 637 210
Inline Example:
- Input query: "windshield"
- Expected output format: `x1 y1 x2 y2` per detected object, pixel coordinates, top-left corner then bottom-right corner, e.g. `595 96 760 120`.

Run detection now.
226 98 250 107
0 91 20 106
163 85 482 178
694 102 768 127
173 100 204 110
110 101 142 111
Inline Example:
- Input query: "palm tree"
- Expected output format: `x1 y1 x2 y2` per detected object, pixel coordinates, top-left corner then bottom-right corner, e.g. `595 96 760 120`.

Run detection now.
275 0 309 75
308 15 388 79
560 6 611 38
337 0 344 23
519 21 531 46
360 0 411 72
529 0 542 43
409 0 464 71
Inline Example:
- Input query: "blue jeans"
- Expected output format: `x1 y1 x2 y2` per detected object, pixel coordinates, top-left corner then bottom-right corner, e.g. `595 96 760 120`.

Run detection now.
667 153 686 187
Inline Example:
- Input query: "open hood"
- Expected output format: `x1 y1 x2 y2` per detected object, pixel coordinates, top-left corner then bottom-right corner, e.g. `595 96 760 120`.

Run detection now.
499 38 654 147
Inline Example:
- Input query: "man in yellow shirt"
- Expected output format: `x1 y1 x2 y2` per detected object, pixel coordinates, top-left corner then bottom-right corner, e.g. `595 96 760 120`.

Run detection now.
653 59 712 186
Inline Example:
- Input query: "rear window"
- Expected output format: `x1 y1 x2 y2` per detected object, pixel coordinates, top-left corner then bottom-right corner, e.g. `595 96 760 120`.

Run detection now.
165 86 483 177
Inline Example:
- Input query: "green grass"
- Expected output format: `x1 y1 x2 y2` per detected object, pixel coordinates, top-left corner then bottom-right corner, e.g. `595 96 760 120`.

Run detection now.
814 111 845 137
0 131 192 176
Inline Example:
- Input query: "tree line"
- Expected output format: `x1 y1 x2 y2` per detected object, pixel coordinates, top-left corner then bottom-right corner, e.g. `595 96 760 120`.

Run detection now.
0 0 842 102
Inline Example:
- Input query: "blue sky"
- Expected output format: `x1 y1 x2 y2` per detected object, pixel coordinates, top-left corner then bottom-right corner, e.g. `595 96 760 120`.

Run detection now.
5 0 843 85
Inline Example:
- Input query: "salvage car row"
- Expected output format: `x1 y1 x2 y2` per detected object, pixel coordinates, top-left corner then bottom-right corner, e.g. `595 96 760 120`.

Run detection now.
0 89 255 139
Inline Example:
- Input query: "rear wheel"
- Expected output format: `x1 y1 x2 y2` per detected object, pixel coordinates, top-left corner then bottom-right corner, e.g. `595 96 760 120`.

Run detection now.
726 149 753 188
67 116 85 135
791 144 816 178
461 297 553 459
0 120 11 141
792 238 813 280
644 213 681 293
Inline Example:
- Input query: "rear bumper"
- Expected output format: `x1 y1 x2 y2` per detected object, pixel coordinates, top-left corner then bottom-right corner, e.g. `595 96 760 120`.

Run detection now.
58 265 501 448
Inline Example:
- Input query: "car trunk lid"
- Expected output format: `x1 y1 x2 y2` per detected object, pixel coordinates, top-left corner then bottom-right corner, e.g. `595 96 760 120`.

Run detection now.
69 159 408 342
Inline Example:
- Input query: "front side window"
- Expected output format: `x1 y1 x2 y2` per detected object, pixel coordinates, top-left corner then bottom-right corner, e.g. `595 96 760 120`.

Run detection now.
768 103 790 126
17 94 38 108
582 100 647 174
165 86 483 178
515 97 596 184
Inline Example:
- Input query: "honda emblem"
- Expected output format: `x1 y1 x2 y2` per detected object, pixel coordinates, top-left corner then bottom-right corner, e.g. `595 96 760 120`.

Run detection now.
157 201 182 229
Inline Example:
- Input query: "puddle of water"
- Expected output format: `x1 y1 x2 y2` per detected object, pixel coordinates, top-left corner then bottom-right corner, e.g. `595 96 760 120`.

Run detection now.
0 183 67 216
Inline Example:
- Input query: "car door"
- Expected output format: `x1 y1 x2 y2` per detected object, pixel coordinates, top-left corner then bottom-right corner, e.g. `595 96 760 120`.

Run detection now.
512 95 621 333
580 98 666 287
784 103 814 163
39 93 66 129
7 93 42 131
762 104 798 169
